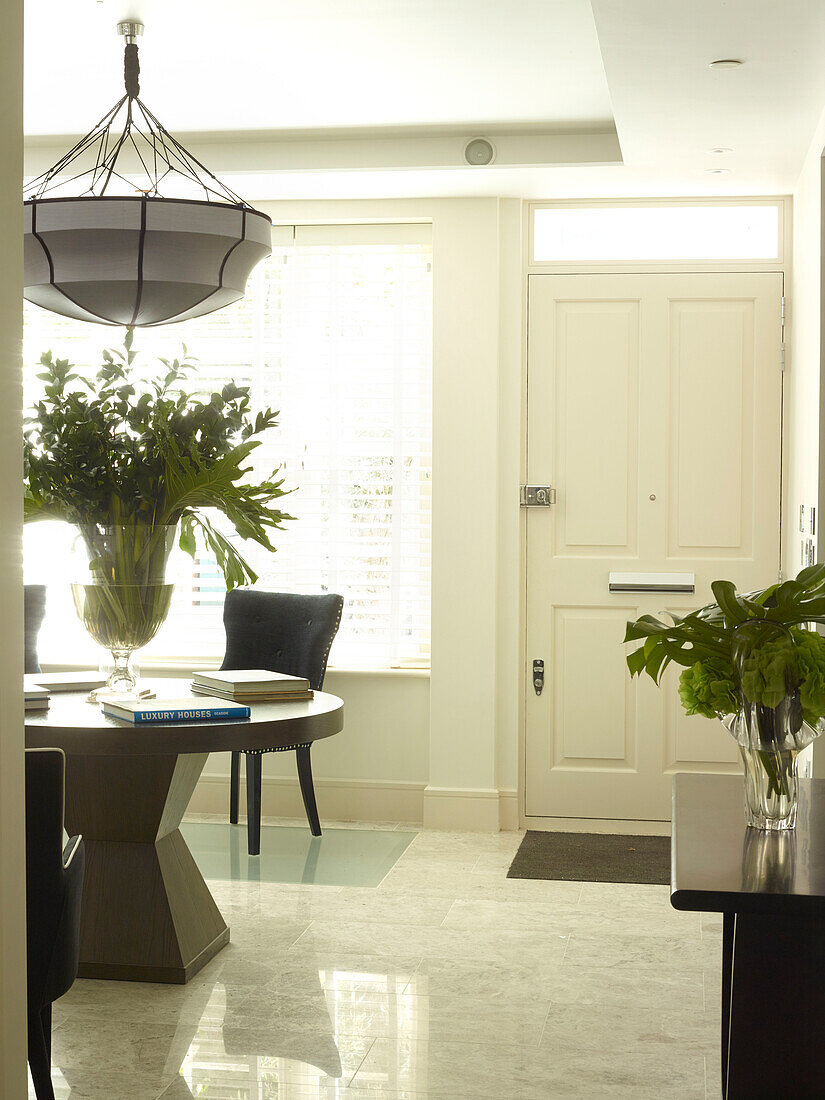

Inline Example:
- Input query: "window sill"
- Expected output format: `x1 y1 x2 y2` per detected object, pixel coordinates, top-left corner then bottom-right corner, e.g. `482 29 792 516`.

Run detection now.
40 658 431 678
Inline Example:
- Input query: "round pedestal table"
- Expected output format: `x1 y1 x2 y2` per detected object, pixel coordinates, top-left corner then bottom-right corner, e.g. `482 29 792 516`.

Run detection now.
25 679 344 983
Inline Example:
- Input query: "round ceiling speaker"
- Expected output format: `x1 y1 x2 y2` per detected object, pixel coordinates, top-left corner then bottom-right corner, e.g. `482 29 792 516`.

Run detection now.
464 138 496 166
24 196 272 327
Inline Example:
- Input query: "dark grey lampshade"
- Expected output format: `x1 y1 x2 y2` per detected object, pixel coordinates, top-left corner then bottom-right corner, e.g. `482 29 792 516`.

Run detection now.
24 195 272 327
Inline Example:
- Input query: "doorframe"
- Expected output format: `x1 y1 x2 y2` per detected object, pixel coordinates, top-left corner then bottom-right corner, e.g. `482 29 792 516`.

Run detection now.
517 196 793 832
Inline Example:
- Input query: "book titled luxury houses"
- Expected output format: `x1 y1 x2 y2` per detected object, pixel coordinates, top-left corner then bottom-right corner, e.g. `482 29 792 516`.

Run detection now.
102 697 251 724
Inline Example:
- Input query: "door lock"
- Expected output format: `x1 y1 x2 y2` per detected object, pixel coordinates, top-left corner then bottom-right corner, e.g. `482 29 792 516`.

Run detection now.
533 659 545 695
520 485 556 507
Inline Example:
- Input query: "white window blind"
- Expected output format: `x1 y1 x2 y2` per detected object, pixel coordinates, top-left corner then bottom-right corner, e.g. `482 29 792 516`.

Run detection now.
23 224 433 668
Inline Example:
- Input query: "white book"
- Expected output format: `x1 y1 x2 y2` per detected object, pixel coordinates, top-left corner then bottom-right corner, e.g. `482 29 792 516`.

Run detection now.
23 686 50 712
25 671 108 692
191 668 310 693
24 686 50 701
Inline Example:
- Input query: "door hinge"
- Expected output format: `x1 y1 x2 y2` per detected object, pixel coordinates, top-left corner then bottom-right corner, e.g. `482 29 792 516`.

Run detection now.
778 569 784 582
781 295 786 330
520 484 555 507
780 342 786 372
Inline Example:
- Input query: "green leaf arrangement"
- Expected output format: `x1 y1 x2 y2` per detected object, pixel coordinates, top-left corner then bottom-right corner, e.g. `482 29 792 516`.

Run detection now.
23 330 293 590
624 565 825 726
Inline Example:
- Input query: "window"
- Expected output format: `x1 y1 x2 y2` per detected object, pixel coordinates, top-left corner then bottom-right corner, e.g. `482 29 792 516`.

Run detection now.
532 203 781 263
24 223 433 668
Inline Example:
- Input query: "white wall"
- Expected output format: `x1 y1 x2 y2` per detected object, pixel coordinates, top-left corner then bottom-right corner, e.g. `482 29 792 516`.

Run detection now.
786 107 825 576
0 0 27 1090
790 104 825 775
181 197 524 830
189 669 431 823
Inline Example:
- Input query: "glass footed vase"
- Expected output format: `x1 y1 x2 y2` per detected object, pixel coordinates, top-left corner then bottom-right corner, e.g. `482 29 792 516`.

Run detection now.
722 697 821 831
71 524 177 698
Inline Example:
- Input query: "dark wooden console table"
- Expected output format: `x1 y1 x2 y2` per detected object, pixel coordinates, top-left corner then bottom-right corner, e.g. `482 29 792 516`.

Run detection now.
26 679 344 984
671 773 825 1098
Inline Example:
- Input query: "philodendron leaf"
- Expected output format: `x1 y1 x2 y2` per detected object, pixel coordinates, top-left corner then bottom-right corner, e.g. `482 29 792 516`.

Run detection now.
178 518 197 559
22 335 293 590
711 580 749 627
626 646 647 676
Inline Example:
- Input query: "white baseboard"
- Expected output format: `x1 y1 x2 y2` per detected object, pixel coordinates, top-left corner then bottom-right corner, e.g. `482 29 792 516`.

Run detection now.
498 789 519 831
190 772 426 825
190 774 519 831
423 786 502 831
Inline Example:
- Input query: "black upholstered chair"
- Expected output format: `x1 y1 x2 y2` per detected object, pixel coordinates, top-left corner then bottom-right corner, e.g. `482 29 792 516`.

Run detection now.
26 748 85 1100
222 589 344 855
25 584 47 674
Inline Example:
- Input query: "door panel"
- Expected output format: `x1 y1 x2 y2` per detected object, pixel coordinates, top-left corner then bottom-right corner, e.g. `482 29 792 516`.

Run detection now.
552 606 635 765
525 272 783 821
554 300 640 554
668 299 754 555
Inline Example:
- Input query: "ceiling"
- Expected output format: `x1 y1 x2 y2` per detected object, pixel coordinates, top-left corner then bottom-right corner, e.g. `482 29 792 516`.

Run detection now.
24 0 614 133
22 0 825 199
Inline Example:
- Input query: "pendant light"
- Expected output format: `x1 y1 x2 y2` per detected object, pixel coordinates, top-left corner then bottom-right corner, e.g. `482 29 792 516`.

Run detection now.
23 22 272 327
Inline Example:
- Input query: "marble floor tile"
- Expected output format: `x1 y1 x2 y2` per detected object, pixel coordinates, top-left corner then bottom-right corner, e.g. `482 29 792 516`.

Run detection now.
405 956 564 1002
337 990 550 1047
540 964 705 1013
294 918 570 965
376 864 585 902
705 1052 723 1100
350 1036 706 1098
442 896 701 939
563 929 718 971
218 886 454 928
701 911 725 936
539 1002 717 1055
31 825 719 1100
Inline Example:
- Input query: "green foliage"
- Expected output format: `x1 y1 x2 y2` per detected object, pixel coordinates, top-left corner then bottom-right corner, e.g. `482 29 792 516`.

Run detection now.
23 332 293 588
678 659 738 719
625 565 825 721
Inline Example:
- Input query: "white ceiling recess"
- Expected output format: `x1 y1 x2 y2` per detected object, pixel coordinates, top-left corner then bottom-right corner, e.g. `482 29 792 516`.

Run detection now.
588 0 825 194
22 0 825 199
23 0 621 194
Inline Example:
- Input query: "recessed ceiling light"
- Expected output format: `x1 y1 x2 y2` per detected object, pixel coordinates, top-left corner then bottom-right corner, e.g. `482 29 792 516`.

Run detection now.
709 59 744 69
707 147 733 155
705 168 731 175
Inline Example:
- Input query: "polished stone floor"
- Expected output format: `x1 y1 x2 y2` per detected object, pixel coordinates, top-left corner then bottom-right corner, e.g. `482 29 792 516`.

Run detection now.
31 820 722 1099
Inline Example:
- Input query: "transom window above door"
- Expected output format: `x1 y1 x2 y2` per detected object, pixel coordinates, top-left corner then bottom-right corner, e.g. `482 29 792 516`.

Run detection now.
531 202 782 264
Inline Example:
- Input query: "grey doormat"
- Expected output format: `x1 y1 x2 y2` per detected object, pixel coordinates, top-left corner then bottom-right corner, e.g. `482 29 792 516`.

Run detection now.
507 830 671 885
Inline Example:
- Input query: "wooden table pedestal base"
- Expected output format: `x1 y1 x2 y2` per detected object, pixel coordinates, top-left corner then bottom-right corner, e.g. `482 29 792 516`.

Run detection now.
65 752 229 984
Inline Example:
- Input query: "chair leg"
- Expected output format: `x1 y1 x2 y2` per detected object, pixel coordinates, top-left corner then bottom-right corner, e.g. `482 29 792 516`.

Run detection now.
296 743 322 836
229 750 241 824
246 753 262 856
28 1006 55 1100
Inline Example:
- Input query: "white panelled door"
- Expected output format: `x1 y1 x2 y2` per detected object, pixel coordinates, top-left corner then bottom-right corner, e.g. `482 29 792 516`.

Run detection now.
525 272 784 821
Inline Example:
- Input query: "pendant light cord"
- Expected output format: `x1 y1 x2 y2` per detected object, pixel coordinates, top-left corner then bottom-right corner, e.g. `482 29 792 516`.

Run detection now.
124 43 140 99
24 21 250 208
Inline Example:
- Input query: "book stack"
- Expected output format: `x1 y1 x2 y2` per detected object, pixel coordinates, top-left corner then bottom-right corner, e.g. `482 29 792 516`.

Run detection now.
24 685 50 712
190 668 314 702
103 697 251 724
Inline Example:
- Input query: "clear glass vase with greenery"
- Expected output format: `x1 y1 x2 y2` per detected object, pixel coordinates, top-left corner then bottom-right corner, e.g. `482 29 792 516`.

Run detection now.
625 566 825 829
24 330 292 695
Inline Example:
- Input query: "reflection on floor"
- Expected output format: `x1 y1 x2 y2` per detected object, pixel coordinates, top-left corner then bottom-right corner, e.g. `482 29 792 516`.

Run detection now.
181 821 416 887
30 821 721 1099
